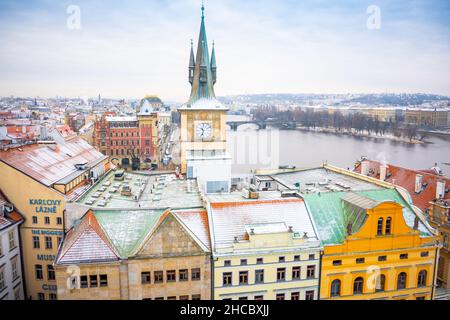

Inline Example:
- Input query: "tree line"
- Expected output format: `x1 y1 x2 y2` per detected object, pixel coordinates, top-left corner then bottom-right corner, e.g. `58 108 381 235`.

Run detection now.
252 107 425 142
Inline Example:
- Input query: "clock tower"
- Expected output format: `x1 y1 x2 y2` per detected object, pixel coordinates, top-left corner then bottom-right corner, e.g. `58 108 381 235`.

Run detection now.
178 4 231 193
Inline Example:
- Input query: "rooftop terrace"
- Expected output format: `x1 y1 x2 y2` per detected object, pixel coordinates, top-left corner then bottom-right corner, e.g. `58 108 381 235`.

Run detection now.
76 170 203 210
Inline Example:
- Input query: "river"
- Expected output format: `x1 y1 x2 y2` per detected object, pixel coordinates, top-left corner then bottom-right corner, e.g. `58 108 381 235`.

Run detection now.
226 116 450 176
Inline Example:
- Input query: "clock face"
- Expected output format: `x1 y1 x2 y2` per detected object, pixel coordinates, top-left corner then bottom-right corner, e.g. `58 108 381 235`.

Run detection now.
196 122 212 139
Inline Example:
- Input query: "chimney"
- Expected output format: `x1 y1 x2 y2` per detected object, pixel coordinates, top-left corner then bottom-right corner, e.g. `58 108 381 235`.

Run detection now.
40 125 48 140
413 217 419 230
415 174 423 193
361 161 369 176
380 165 387 181
288 226 293 233
347 223 353 235
436 180 446 199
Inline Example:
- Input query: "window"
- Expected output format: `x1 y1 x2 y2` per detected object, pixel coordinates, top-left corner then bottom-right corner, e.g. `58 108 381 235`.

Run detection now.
179 295 189 300
277 268 286 282
353 277 364 295
57 237 62 247
239 271 248 285
32 216 38 224
0 242 2 257
191 268 200 281
0 268 4 290
44 217 50 225
378 255 387 262
45 236 52 250
80 275 88 288
377 217 384 235
309 254 315 260
254 295 264 300
376 274 386 292
57 217 62 225
416 296 426 300
332 260 342 266
35 265 43 280
421 251 429 257
154 271 163 283
385 217 392 235
356 258 365 264
154 297 164 300
292 266 301 280
238 296 248 300
167 270 176 282
100 274 108 287
47 265 55 281
224 260 231 267
306 265 316 279
400 253 408 260
291 292 300 300
279 256 285 263
179 269 188 281
49 293 57 300
192 294 201 300
223 272 232 286
255 269 264 284
331 279 341 297
90 275 98 287
167 296 176 300
397 272 407 290
417 270 427 287
11 258 18 279
14 285 20 300
141 272 151 284
37 293 45 300
256 258 263 264
276 293 285 300
294 255 300 261
240 259 247 265
8 231 16 250
305 291 315 300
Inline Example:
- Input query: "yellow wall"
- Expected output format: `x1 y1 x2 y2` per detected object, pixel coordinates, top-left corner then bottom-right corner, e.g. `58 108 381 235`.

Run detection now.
214 251 319 300
0 162 65 300
320 201 437 300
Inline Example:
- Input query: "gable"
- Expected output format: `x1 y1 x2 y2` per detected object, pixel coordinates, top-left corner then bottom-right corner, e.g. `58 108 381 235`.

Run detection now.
135 214 205 258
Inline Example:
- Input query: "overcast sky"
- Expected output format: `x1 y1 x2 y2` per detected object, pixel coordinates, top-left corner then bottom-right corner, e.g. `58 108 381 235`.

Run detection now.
0 0 449 102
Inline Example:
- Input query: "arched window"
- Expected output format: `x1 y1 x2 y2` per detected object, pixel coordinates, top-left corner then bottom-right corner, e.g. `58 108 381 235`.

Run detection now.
397 272 407 290
376 274 386 292
385 217 392 235
331 279 341 297
377 218 384 236
417 270 427 287
353 277 364 295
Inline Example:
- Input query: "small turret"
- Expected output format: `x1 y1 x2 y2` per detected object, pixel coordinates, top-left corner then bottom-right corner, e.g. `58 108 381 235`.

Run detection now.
211 41 217 85
189 39 195 85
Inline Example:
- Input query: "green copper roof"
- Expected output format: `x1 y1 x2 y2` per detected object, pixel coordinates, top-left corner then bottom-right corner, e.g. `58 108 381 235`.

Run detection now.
94 209 165 259
302 189 432 246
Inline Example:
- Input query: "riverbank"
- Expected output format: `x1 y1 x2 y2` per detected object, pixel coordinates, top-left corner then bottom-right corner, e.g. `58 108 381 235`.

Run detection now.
295 126 426 144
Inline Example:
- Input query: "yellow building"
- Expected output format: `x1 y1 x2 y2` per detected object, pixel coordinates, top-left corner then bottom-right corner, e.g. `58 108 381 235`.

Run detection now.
317 193 437 300
55 209 211 300
254 164 439 300
0 137 109 300
208 197 322 300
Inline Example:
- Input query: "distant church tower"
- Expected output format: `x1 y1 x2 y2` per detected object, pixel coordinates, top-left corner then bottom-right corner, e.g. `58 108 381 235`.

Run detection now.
178 4 231 194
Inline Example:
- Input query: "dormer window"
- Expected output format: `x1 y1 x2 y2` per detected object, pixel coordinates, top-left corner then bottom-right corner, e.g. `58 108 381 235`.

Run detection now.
385 217 392 235
377 218 384 236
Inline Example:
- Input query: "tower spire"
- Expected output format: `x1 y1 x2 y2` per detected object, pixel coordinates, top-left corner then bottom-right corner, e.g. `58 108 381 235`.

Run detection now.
211 41 217 85
187 1 216 105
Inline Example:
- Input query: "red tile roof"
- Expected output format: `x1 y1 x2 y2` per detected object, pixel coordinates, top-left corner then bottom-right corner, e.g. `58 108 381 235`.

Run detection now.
354 160 450 211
